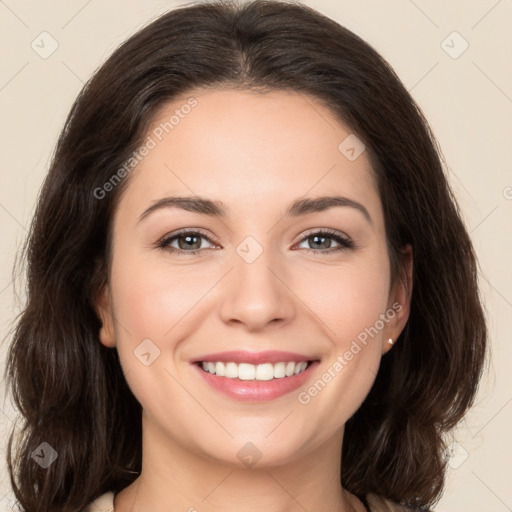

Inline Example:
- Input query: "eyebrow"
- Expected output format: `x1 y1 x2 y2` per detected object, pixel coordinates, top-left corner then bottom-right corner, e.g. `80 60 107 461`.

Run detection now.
138 195 372 224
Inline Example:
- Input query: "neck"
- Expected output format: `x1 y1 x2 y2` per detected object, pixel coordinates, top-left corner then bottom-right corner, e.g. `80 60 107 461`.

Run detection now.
114 412 365 512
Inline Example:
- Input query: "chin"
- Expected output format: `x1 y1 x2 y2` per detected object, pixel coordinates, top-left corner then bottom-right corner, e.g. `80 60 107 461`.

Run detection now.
198 434 309 470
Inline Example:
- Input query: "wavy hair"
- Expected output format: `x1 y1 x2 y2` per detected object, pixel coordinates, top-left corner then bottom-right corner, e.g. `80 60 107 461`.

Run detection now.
4 1 488 510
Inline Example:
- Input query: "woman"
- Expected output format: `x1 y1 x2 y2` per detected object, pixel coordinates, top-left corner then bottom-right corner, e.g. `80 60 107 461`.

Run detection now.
4 1 488 511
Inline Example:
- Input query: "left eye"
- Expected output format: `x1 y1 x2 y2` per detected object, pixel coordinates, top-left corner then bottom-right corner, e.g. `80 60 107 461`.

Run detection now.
294 230 353 252
157 229 353 255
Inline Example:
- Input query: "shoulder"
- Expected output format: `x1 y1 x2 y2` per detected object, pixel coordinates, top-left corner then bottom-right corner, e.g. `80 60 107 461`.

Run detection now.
83 491 114 512
83 491 438 512
367 493 436 512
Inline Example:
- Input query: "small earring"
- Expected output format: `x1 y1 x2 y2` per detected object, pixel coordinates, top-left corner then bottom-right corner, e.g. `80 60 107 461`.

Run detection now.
388 338 393 345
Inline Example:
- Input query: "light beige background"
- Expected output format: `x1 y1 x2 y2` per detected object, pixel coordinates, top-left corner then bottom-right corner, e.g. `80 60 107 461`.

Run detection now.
1 1 511 510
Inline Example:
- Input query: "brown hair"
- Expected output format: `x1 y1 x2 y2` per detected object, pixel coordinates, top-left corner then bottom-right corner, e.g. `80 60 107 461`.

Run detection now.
4 1 488 510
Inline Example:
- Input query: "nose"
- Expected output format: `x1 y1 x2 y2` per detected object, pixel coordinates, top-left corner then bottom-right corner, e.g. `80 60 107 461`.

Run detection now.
218 244 296 332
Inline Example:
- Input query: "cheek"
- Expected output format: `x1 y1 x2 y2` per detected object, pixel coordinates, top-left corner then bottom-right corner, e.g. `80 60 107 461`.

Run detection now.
108 257 204 418
294 252 391 344
111 255 211 342
293 270 389 439
108 252 224 406
293 254 391 425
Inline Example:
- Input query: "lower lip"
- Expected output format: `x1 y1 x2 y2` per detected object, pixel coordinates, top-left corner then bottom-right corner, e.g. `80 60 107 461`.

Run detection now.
193 361 319 402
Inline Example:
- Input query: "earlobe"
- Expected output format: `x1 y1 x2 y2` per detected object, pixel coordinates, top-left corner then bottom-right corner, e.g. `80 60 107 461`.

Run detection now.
383 244 413 354
95 286 116 348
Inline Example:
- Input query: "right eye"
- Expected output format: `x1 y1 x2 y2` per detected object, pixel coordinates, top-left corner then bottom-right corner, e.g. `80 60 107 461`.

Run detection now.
157 230 218 255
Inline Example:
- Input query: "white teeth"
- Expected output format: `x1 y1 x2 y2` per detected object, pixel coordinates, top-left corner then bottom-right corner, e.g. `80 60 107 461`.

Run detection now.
238 363 255 381
255 363 274 381
285 361 295 377
215 361 225 377
225 362 238 378
294 362 307 375
199 361 310 380
273 362 286 378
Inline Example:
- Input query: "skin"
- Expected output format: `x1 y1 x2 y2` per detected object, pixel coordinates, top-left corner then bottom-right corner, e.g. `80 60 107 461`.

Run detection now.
95 88 413 512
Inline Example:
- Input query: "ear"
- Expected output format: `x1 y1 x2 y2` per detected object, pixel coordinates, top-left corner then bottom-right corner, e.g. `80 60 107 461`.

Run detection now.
95 285 116 348
382 244 413 354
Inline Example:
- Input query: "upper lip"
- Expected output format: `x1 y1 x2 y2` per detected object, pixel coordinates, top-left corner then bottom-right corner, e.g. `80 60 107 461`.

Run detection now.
192 350 318 365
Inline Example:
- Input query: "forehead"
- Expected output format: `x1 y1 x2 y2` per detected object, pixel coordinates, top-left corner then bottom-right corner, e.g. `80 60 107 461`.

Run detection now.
119 88 381 221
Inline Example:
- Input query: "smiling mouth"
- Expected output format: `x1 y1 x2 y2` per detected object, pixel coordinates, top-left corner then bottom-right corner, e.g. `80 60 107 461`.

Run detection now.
196 360 314 381
193 354 321 402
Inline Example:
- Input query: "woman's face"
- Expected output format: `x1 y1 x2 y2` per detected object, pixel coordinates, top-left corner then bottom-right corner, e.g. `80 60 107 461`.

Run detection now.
96 88 411 468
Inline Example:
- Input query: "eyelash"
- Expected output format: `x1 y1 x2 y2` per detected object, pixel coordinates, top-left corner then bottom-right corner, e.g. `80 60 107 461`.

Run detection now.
156 228 354 255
